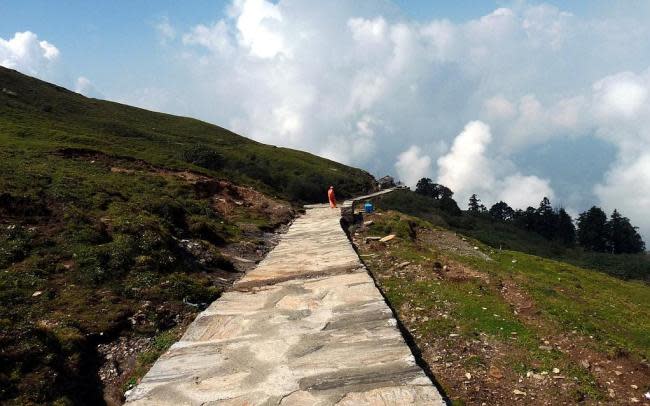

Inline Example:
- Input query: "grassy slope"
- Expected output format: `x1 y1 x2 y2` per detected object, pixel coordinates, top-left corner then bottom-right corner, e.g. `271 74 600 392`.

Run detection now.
353 208 650 404
0 66 374 201
0 67 374 405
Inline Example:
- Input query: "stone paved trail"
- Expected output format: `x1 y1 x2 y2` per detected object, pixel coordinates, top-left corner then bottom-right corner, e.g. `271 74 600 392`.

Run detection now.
126 201 444 405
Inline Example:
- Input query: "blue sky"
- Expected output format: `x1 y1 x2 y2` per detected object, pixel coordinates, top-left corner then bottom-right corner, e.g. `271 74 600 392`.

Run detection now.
1 0 641 94
0 0 607 88
2 0 650 239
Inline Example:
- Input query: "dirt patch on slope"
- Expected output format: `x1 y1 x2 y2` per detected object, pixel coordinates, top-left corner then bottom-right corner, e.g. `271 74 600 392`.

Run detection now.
197 179 293 229
498 279 650 404
419 228 492 261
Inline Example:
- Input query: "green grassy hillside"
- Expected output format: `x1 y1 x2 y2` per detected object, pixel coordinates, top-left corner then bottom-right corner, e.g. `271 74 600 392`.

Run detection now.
0 66 374 201
0 67 374 405
351 209 650 404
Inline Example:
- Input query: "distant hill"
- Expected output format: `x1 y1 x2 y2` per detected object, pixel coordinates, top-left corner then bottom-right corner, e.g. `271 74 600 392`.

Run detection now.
0 67 374 405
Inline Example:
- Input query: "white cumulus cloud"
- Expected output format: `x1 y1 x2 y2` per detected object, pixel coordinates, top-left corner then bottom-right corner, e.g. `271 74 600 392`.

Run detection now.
229 0 288 59
156 16 177 44
593 72 648 119
437 121 555 209
498 174 555 209
348 17 387 45
437 121 494 197
483 95 516 120
395 145 432 188
74 76 102 98
594 154 650 242
123 0 650 238
183 20 232 54
0 31 59 76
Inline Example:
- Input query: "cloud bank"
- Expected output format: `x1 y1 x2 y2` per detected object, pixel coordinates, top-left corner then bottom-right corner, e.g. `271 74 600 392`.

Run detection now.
0 31 59 76
4 1 650 241
1 31 101 100
436 121 554 209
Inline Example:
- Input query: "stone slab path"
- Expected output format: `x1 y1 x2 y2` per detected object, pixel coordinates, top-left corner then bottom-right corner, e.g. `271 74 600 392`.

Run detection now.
126 204 444 405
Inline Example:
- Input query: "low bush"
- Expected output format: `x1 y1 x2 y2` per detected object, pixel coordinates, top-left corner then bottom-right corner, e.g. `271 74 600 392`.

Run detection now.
187 216 229 245
164 273 220 304
143 197 187 231
180 145 224 170
0 225 34 268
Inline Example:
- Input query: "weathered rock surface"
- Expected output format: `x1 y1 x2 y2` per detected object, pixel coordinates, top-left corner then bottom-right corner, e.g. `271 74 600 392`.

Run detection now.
126 206 443 405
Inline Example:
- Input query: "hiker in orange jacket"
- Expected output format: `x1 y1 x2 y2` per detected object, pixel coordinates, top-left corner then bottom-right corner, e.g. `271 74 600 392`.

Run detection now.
328 186 337 208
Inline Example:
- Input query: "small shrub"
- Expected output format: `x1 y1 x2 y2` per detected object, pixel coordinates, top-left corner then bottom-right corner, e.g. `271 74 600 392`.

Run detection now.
378 215 417 240
187 216 228 245
75 235 136 284
237 161 276 186
285 174 330 203
0 193 50 217
144 197 186 231
102 123 152 140
0 265 42 304
197 243 235 271
137 231 160 253
106 234 135 273
74 246 108 285
165 273 220 304
62 210 110 244
0 225 33 268
180 145 224 170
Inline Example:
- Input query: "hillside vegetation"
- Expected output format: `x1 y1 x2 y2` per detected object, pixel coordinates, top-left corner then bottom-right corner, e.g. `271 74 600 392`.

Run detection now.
376 189 649 281
0 67 373 201
351 206 650 404
0 67 374 405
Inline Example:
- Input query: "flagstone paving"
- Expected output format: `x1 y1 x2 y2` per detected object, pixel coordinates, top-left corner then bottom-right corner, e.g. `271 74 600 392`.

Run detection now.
126 199 444 405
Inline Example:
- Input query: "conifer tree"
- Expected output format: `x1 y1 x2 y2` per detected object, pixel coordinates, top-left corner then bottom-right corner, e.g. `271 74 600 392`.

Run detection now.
608 209 645 254
556 208 576 246
468 194 481 213
514 207 537 231
577 206 609 252
535 197 558 240
414 178 461 216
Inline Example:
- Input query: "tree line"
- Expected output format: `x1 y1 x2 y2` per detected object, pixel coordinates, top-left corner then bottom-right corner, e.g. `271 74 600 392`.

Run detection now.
415 178 645 254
